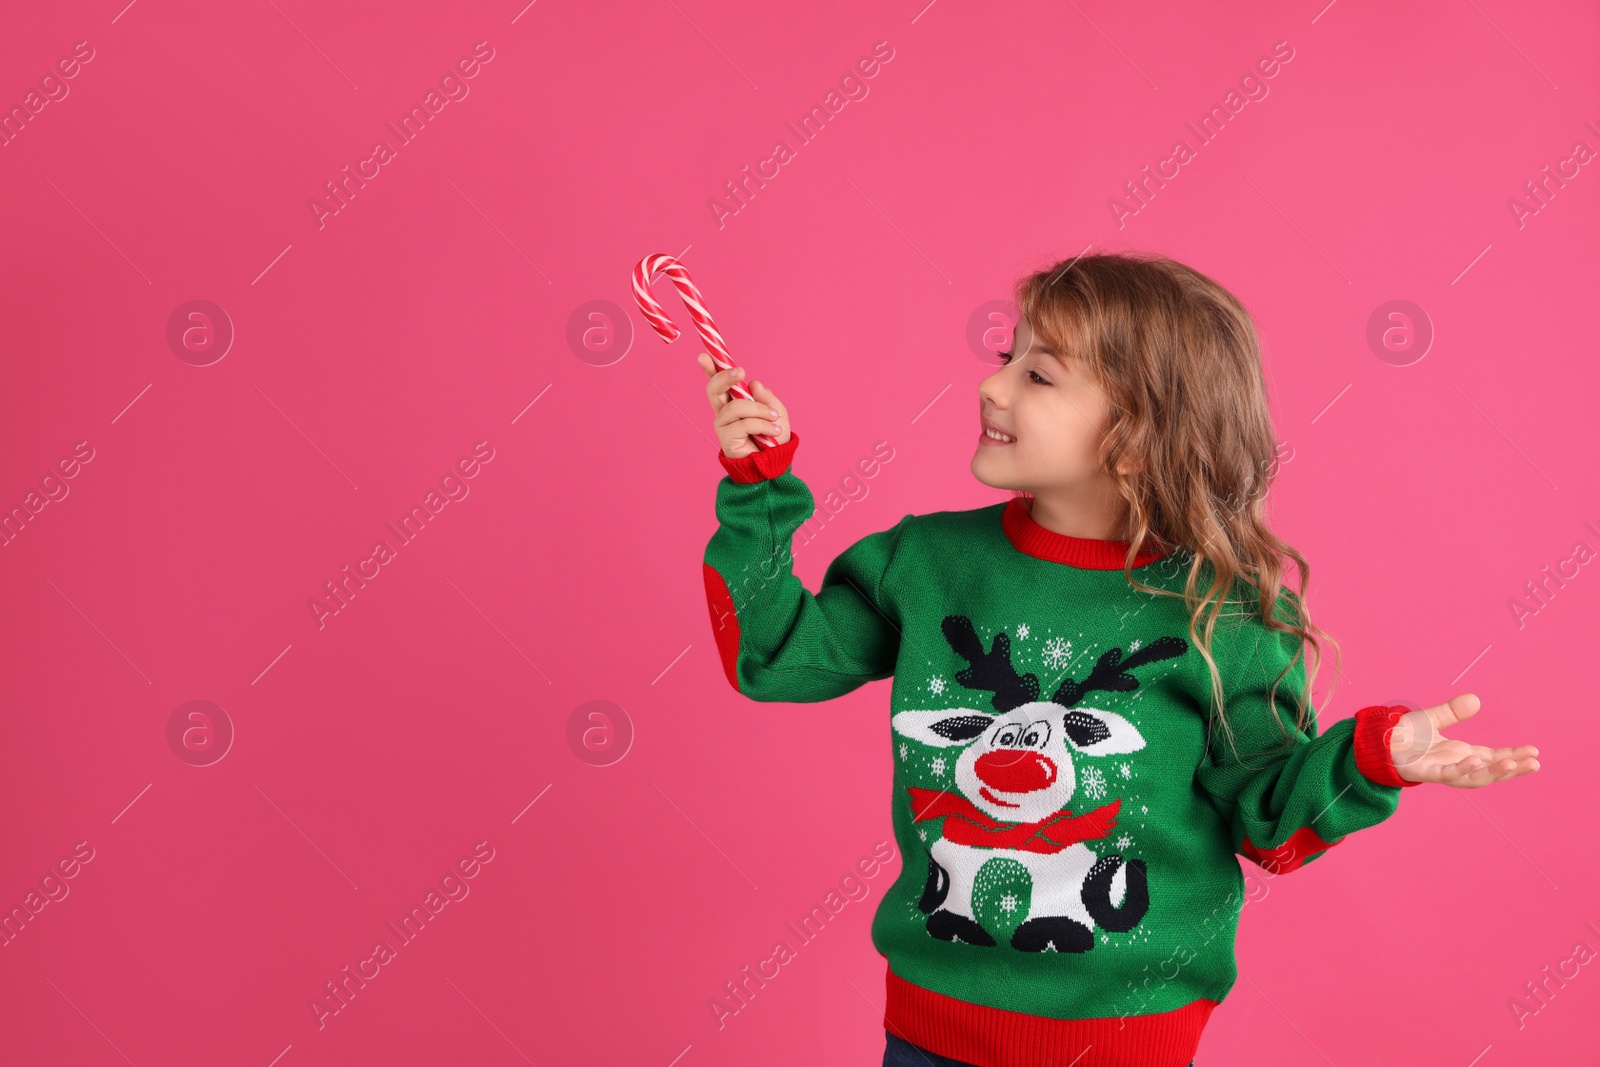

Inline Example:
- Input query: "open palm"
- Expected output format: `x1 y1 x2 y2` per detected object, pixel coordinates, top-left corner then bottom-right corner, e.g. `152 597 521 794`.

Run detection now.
1393 693 1540 788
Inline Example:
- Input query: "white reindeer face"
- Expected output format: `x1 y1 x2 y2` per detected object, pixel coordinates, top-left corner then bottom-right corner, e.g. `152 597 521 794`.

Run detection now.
892 701 1146 823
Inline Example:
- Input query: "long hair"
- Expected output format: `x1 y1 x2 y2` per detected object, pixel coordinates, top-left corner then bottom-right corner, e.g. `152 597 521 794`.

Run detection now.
1010 250 1338 758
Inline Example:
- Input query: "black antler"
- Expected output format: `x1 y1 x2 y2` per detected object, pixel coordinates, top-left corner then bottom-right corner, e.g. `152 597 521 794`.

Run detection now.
1051 636 1187 707
941 615 1039 713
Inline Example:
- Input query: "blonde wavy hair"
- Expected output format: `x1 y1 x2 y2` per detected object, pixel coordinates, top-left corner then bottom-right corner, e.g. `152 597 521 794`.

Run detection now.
1010 250 1338 758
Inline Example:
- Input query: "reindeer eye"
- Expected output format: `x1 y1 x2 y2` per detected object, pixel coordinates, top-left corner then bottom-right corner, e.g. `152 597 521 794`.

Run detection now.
995 725 1020 747
1022 721 1051 748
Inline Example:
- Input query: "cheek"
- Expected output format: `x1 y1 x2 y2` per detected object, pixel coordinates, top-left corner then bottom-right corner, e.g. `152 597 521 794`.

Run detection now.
1058 391 1110 441
1023 400 1101 466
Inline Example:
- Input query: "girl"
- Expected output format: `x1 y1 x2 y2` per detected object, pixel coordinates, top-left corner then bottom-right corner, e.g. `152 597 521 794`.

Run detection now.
696 252 1539 1067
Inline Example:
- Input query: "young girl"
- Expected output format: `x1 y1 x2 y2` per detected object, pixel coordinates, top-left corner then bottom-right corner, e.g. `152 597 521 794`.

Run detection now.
696 252 1539 1067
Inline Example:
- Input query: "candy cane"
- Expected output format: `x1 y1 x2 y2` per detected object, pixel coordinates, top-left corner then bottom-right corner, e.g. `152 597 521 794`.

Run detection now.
631 253 778 450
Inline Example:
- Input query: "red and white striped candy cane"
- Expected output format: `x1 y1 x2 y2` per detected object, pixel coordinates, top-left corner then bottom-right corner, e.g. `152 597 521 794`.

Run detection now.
631 253 778 450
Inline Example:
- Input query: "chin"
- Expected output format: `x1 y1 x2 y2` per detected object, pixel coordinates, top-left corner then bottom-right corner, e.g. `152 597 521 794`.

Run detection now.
970 452 1014 491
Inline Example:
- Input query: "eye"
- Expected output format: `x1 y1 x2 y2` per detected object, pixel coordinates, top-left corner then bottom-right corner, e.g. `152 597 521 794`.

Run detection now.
998 349 1050 383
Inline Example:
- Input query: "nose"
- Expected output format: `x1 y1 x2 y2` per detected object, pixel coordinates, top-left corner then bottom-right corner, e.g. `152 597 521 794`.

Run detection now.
974 749 1057 794
978 364 1007 407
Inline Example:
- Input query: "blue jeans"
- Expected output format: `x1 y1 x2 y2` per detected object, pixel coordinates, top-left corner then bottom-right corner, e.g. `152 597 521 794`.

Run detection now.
884 1031 1193 1067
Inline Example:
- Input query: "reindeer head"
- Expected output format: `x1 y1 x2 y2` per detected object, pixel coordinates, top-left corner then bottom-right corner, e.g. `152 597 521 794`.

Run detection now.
892 616 1187 823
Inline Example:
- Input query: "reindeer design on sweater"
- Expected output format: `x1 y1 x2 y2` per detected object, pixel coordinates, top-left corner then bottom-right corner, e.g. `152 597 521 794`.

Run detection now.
893 616 1188 953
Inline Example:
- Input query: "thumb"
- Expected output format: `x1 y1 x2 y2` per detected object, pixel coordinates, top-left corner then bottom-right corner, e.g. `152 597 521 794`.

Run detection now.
1427 692 1481 731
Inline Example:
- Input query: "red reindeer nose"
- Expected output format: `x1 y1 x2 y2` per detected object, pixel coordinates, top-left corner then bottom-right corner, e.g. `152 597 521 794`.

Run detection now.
974 749 1057 794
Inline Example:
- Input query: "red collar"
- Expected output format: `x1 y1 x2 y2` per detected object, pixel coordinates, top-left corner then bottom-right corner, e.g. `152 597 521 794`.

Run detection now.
907 787 1120 854
1001 497 1171 570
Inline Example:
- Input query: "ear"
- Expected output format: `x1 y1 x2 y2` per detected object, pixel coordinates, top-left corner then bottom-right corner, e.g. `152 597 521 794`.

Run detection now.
891 708 994 748
1060 708 1146 755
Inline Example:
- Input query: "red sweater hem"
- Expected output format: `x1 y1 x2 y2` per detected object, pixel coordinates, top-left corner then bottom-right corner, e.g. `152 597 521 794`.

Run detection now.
1352 704 1423 788
1001 496 1173 570
884 966 1215 1067
716 432 800 483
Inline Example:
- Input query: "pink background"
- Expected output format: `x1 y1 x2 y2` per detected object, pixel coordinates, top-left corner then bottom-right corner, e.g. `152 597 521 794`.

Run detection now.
1 0 1595 1064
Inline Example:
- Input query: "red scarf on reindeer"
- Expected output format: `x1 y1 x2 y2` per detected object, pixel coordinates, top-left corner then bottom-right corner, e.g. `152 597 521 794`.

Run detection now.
907 787 1121 854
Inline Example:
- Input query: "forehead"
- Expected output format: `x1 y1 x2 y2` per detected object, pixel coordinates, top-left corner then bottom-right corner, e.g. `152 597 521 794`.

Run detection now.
1014 315 1067 364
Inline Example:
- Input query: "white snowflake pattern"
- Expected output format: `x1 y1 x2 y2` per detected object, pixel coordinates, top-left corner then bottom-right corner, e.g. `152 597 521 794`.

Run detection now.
1017 623 1030 640
899 743 909 761
1129 638 1142 651
1141 805 1148 814
931 756 947 776
1080 765 1107 799
1042 636 1073 670
929 676 947 696
1115 833 1134 850
999 893 1020 914
1118 762 1133 779
918 828 929 842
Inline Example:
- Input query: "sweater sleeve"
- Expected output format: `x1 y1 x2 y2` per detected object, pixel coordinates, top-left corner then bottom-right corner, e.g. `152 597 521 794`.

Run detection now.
702 431 909 702
1194 613 1419 875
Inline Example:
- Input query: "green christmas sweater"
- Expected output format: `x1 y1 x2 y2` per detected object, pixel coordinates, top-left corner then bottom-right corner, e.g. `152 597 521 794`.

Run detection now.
702 432 1419 1067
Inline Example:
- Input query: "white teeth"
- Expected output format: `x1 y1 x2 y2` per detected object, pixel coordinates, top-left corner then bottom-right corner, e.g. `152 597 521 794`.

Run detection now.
985 427 1015 442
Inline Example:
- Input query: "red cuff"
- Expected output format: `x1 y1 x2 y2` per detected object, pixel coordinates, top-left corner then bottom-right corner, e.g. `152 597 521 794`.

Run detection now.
717 431 800 484
1353 704 1422 788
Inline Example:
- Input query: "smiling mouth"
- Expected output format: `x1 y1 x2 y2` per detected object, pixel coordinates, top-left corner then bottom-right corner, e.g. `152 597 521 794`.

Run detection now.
979 787 1021 807
980 426 1016 445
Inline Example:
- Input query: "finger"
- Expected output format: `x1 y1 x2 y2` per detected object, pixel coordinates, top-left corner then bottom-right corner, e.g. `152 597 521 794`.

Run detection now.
1443 754 1534 788
701 353 740 381
705 364 747 409
699 351 729 390
1437 754 1493 787
1475 744 1540 762
1426 693 1481 732
747 379 786 415
715 396 784 429
724 415 784 441
1470 759 1533 786
1495 755 1540 779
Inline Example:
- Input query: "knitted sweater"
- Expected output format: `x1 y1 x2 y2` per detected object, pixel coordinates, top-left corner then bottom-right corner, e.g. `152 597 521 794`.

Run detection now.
702 432 1418 1067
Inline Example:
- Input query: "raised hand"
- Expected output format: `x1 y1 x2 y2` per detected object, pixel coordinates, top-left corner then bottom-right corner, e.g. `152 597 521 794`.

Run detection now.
697 351 791 460
1392 693 1540 788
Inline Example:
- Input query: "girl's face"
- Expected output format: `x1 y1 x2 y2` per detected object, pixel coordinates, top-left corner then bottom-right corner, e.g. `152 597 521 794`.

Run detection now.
971 313 1118 495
